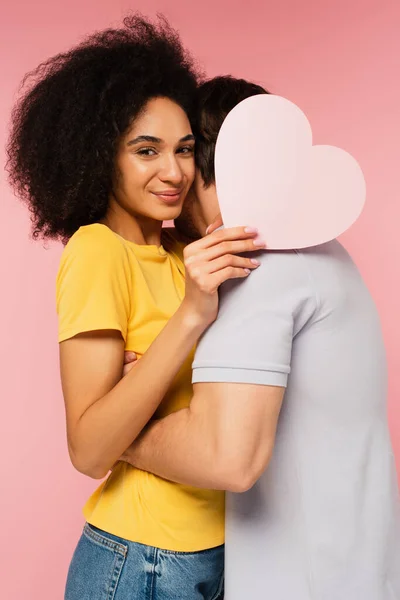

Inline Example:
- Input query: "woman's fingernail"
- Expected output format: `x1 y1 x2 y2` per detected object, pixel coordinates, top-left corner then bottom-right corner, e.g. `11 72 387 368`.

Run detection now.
244 268 251 274
251 259 261 265
253 238 266 247
206 225 211 235
244 227 258 233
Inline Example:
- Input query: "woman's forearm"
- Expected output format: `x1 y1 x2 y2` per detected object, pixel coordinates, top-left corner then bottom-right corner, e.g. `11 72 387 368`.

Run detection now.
68 226 260 479
70 302 205 479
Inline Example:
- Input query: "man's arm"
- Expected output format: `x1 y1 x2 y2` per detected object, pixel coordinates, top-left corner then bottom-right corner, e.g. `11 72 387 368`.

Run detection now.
122 250 316 492
122 381 284 492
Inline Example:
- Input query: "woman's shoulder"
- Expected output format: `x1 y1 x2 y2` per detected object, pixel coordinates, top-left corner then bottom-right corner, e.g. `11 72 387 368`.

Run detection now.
63 223 126 258
58 224 131 281
56 223 132 291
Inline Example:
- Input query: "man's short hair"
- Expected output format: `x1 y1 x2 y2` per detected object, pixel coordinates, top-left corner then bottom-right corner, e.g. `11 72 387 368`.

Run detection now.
195 76 269 187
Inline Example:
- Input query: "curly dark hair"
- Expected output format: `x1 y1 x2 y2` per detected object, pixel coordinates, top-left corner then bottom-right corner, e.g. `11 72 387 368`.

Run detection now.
195 76 269 187
6 14 201 243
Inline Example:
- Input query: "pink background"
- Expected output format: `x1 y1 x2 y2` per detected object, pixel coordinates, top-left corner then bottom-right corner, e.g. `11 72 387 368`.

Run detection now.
1 1 399 598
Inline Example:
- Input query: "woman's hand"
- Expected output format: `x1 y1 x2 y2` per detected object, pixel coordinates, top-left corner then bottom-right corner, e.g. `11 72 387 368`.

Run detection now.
122 224 265 373
181 225 265 328
122 351 138 376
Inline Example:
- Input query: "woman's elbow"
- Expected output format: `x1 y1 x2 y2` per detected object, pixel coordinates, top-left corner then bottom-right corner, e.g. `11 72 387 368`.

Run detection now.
68 443 109 480
77 462 108 480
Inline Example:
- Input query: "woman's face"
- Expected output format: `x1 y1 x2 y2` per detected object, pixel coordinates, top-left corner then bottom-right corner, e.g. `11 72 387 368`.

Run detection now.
112 97 195 223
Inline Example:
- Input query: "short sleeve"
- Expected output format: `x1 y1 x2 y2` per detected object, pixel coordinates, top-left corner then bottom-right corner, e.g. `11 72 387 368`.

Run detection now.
192 251 317 387
56 226 132 343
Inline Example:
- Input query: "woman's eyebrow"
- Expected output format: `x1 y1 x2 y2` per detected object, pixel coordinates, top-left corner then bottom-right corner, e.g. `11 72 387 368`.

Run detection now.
127 135 162 146
127 134 195 146
180 134 195 142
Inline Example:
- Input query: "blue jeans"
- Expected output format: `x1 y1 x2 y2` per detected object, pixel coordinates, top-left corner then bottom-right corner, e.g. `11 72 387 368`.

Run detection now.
65 523 224 600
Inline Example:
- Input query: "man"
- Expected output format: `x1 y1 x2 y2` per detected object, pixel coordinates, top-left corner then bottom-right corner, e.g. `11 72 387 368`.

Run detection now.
123 76 400 599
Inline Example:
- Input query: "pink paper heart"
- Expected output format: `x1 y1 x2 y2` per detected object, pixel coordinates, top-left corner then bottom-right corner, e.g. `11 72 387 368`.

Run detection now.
215 95 366 249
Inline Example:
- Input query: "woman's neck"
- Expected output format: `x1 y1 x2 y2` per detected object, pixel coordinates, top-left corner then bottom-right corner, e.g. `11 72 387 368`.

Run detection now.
100 203 163 247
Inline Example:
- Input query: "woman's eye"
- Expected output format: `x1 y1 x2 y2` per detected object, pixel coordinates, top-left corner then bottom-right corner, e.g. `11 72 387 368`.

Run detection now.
178 146 195 155
137 148 157 156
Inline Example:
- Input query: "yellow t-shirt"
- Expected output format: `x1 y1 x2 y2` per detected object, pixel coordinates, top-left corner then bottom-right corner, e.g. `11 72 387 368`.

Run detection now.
56 223 225 551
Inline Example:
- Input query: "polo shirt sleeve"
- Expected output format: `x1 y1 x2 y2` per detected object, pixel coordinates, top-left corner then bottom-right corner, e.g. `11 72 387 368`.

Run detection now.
192 251 317 387
56 227 132 343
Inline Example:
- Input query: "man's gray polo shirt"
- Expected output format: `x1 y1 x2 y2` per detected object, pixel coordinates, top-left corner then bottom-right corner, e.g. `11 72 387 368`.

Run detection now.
192 240 400 600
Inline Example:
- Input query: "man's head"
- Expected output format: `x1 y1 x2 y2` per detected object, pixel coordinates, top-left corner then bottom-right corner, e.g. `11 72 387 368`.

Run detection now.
175 76 269 240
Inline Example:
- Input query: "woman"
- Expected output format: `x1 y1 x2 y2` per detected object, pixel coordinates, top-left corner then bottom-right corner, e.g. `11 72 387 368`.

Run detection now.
6 15 262 600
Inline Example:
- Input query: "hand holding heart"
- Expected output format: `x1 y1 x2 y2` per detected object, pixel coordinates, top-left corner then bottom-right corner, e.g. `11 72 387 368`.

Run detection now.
214 95 366 249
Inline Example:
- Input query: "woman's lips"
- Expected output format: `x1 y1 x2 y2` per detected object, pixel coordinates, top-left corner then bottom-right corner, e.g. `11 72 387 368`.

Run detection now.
152 190 182 204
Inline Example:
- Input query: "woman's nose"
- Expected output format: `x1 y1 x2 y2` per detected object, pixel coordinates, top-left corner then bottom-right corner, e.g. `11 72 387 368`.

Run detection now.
159 155 184 184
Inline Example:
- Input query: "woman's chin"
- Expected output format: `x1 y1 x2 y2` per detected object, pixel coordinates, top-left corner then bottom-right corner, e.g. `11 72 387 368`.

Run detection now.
152 204 183 223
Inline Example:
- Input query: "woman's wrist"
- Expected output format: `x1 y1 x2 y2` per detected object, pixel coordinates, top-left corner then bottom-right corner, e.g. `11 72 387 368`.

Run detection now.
176 299 211 338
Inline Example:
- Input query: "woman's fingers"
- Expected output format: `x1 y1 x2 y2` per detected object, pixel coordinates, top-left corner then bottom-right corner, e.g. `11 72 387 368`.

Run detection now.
185 226 260 255
124 351 137 364
206 254 260 275
181 225 266 328
185 237 266 265
122 351 138 378
122 362 135 377
207 265 253 292
184 255 260 296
